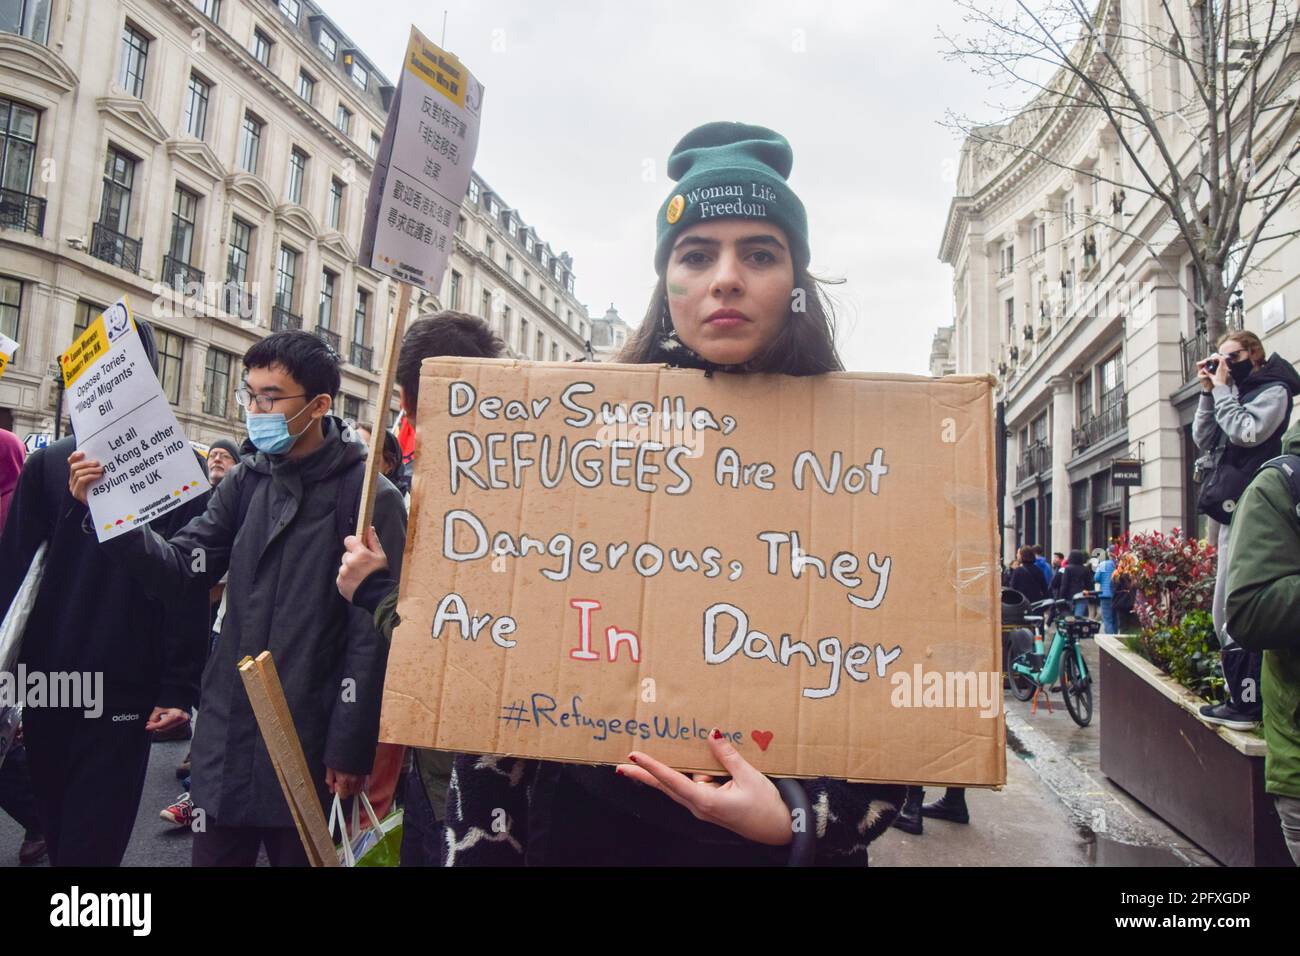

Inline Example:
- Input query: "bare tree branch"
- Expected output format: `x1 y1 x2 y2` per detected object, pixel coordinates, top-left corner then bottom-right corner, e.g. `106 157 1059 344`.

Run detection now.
943 0 1300 342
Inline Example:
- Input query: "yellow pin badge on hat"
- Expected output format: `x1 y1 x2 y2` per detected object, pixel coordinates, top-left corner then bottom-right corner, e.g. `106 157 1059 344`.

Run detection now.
666 194 685 224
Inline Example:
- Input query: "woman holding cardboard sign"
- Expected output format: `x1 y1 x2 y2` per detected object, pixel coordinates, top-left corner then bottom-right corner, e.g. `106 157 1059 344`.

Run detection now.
339 122 906 865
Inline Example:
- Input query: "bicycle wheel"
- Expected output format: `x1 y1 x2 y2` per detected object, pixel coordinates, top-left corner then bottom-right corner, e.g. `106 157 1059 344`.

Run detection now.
1061 644 1093 726
1003 634 1034 702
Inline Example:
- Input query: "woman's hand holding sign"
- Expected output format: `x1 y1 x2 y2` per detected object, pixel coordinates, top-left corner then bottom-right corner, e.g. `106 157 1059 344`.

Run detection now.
67 449 104 505
616 730 794 846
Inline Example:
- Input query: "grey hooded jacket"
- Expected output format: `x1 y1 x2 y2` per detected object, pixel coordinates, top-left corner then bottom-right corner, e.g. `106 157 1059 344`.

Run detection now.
1192 354 1300 454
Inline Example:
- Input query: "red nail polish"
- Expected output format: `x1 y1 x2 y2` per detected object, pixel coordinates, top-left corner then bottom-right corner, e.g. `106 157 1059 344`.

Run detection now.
712 729 723 739
615 767 624 776
628 754 638 763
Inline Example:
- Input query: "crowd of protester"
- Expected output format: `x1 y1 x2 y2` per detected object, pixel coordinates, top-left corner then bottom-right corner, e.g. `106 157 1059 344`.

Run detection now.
0 122 914 868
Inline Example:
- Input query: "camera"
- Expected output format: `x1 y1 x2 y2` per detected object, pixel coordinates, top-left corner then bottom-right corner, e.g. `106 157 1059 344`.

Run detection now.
1204 356 1220 374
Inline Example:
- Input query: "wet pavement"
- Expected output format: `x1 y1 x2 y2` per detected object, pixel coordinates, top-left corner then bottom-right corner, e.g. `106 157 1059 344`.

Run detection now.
874 635 1219 867
1008 636 1216 866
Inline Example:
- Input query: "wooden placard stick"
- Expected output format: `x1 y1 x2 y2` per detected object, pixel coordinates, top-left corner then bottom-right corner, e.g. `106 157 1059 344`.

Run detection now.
252 652 340 866
355 281 414 538
250 652 338 866
248 679 316 864
238 652 340 867
237 656 324 866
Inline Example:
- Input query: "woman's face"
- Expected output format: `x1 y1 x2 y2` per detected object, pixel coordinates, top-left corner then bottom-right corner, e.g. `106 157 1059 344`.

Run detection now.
664 219 795 366
1218 338 1260 370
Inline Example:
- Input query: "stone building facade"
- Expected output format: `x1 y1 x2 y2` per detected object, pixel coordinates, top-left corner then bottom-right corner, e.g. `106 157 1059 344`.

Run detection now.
0 0 589 448
938 2 1300 560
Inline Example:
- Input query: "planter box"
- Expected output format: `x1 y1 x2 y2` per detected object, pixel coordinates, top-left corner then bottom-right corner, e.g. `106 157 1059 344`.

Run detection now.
1097 635 1292 867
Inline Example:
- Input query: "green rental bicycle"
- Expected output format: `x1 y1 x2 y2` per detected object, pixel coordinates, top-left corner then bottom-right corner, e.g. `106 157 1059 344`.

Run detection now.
1007 595 1098 727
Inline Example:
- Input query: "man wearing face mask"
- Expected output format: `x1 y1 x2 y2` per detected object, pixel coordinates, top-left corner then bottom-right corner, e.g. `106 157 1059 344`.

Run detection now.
68 331 406 866
1193 331 1300 730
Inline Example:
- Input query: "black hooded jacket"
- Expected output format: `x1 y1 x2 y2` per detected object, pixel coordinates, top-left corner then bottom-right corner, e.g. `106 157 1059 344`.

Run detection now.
0 315 210 714
1225 354 1300 456
1195 354 1300 523
103 416 406 827
0 437 211 713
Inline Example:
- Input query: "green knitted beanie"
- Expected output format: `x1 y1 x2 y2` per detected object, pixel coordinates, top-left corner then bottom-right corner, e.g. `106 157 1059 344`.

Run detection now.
654 121 809 274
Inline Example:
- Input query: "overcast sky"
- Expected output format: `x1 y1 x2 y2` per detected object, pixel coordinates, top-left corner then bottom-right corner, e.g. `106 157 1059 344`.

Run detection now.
329 0 997 374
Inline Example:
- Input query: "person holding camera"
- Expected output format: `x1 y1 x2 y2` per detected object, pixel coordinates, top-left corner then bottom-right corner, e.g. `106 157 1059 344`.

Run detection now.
1193 331 1300 730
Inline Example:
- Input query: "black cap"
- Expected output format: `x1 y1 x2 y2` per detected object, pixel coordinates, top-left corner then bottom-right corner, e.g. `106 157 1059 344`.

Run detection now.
208 438 241 462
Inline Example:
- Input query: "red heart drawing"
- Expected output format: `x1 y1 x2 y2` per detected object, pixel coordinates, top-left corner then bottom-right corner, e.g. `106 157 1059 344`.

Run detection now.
751 730 774 752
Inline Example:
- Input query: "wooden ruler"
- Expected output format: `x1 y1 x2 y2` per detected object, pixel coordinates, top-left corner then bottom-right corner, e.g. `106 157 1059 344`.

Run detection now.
238 651 340 867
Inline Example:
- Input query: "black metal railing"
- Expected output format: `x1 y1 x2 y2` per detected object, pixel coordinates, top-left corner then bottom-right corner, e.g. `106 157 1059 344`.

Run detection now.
271 305 302 332
1072 392 1127 452
0 188 45 235
1015 441 1052 485
162 254 205 295
314 325 341 352
90 222 142 274
1179 329 1209 383
222 282 256 321
350 342 373 371
1179 311 1244 383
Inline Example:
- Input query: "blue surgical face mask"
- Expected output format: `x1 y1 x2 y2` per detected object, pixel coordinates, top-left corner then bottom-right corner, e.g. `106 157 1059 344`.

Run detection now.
245 402 315 455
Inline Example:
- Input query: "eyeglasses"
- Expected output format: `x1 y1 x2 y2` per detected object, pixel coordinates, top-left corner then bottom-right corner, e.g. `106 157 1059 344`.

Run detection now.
235 387 308 413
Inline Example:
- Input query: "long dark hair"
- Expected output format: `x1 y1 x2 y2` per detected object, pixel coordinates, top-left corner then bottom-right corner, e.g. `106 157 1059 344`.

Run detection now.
615 264 845 375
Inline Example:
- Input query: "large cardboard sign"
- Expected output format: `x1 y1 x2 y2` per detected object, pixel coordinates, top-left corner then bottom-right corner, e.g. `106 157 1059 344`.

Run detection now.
381 359 1004 786
61 297 208 541
359 26 483 291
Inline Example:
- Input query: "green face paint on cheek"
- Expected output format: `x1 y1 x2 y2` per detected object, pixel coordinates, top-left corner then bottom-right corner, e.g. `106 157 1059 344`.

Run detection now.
667 282 688 296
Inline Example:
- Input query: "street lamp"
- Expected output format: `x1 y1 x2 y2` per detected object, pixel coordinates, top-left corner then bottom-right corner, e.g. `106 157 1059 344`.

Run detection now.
1229 288 1245 329
48 361 65 441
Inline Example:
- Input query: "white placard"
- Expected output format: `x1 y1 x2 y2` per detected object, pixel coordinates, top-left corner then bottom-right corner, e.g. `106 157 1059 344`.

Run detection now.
61 298 208 541
359 27 484 292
